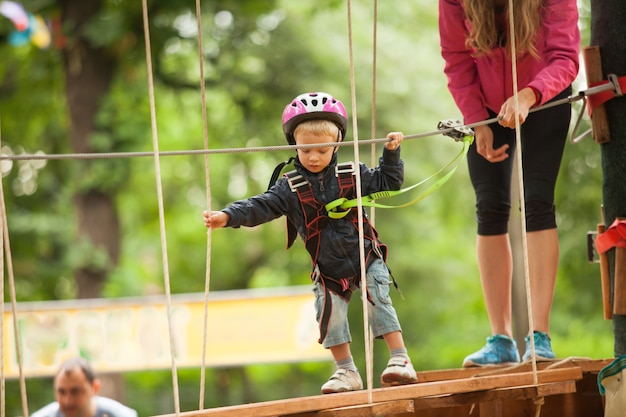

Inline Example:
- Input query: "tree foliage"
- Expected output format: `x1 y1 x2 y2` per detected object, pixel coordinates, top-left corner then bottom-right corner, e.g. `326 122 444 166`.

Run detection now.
0 0 611 415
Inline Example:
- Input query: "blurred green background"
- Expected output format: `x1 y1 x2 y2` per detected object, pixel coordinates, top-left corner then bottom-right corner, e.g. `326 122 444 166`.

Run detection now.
0 0 609 416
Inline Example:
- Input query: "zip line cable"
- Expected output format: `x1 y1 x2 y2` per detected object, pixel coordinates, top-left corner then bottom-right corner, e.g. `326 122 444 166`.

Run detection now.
0 78 616 163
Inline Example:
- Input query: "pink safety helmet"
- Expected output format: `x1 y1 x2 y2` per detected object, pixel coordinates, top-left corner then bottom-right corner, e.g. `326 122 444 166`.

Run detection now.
281 92 348 145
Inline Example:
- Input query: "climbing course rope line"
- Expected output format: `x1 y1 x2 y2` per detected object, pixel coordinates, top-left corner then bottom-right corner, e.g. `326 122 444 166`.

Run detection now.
0 119 30 417
367 1 379 394
506 1 540 414
141 0 181 415
345 0 375 403
369 0 379 218
0 83 614 164
194 0 212 410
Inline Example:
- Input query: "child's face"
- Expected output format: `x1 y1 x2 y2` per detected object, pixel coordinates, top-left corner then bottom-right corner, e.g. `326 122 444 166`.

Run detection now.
294 131 337 174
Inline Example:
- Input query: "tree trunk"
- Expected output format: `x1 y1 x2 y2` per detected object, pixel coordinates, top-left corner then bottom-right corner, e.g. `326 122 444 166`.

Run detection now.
59 0 125 400
59 0 120 298
590 0 626 356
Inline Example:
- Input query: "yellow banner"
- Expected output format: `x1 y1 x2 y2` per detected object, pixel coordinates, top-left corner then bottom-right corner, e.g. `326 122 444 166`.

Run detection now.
2 286 328 378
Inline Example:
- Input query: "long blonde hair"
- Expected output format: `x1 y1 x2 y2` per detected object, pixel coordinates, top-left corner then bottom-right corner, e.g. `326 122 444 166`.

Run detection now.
463 0 543 58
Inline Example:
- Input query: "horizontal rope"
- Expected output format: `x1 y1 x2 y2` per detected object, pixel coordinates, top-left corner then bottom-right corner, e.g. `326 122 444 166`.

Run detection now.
0 87 599 163
0 125 462 161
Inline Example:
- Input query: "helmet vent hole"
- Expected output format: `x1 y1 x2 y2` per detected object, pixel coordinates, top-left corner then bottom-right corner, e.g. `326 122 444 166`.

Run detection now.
311 99 318 106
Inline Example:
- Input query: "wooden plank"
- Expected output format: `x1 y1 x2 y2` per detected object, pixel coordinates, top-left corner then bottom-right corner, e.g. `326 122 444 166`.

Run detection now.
545 357 612 372
614 246 626 314
285 379 581 417
314 399 414 417
411 381 577 409
153 367 582 417
479 400 502 417
414 357 609 383
582 45 611 143
598 223 613 319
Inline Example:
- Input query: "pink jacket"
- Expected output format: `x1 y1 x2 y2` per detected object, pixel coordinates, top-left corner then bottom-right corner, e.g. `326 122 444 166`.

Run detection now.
439 0 580 124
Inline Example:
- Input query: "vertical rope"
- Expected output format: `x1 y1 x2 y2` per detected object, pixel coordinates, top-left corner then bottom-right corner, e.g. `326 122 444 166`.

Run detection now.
369 0 378 226
0 119 29 417
346 0 374 403
506 0 539 386
194 0 213 410
367 0 379 381
141 1 180 414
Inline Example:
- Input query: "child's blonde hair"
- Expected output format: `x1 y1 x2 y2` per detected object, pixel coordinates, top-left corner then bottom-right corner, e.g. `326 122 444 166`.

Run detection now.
293 120 341 141
463 0 543 58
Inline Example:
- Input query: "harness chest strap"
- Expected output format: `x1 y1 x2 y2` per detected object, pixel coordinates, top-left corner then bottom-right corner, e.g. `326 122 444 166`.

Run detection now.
284 162 385 265
284 163 387 343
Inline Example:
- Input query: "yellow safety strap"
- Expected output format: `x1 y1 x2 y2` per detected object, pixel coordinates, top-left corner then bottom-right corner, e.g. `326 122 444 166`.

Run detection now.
326 134 473 219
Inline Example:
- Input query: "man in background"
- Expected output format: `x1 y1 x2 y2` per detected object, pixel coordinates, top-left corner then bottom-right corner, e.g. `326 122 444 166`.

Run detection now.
31 357 137 417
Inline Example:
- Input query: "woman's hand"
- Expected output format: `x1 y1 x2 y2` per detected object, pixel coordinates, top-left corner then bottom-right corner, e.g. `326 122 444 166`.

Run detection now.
498 87 537 128
474 124 509 163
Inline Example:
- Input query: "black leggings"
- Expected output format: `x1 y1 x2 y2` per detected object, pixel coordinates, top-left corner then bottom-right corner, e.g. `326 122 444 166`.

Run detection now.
467 87 572 236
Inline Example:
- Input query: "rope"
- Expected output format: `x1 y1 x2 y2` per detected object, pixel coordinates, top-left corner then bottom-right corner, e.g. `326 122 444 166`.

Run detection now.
0 129 449 161
0 89 603 163
367 0 379 385
141 1 180 414
507 0 538 383
346 0 374 404
194 0 212 410
370 0 379 225
0 119 30 417
533 395 545 417
507 0 540 412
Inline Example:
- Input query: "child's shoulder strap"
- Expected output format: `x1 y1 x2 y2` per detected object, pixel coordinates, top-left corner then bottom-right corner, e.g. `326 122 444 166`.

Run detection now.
335 162 356 198
284 169 309 193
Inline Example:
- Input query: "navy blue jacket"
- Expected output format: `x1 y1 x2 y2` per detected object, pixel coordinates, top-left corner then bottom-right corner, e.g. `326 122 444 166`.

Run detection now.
223 147 404 279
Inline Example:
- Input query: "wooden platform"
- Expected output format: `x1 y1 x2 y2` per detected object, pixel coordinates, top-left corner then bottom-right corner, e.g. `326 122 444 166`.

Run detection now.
156 358 610 417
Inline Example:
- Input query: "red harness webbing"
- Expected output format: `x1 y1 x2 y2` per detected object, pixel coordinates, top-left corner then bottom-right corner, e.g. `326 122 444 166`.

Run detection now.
587 75 626 115
596 218 626 255
284 163 387 343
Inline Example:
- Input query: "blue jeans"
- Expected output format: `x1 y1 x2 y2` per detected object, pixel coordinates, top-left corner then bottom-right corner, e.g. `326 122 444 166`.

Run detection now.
314 258 402 348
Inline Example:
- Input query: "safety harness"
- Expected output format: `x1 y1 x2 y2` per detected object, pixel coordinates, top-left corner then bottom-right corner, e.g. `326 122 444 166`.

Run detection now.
284 162 388 343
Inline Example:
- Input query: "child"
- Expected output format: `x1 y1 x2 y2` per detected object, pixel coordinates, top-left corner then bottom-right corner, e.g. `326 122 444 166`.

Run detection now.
203 92 418 393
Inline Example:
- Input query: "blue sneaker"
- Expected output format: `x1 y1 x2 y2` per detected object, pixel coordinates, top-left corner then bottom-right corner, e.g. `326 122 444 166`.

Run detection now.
462 335 521 367
523 331 556 362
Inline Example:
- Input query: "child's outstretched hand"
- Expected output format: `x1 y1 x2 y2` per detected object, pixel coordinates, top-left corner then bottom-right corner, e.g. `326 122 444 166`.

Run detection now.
203 210 229 229
385 131 403 150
